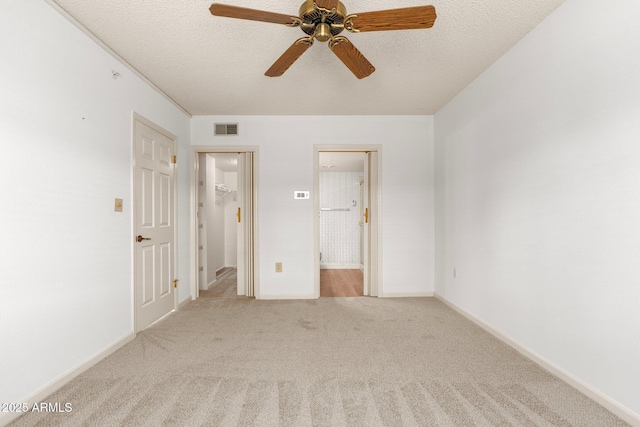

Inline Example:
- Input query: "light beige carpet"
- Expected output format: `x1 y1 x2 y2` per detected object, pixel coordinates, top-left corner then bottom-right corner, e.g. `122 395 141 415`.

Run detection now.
10 296 628 426
198 268 239 299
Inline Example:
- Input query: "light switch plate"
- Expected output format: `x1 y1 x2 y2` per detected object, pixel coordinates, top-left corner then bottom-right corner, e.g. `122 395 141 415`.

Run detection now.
114 198 123 212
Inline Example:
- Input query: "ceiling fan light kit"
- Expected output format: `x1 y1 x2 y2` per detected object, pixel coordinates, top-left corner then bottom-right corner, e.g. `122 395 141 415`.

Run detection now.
209 1 436 79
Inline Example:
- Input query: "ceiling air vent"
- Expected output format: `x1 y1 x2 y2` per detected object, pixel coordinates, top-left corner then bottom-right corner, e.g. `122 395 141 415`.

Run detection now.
214 123 239 136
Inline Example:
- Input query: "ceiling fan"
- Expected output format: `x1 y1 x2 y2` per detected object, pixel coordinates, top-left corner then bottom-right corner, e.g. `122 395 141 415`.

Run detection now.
209 1 436 79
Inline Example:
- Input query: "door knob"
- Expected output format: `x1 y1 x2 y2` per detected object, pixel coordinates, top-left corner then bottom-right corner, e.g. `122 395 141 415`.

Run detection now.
136 235 151 242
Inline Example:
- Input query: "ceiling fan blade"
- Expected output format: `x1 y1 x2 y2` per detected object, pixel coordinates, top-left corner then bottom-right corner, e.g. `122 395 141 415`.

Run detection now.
265 38 314 77
347 5 436 32
315 0 340 11
209 3 298 25
329 37 375 79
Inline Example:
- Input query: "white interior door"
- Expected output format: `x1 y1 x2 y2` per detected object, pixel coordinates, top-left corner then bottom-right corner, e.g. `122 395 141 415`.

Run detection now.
362 155 371 296
236 152 254 297
359 180 364 271
367 151 380 297
359 151 380 296
133 117 176 331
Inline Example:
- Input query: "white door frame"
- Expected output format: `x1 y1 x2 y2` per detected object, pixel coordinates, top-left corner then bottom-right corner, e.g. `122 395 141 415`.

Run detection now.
131 112 178 333
314 145 382 298
189 145 259 300
236 151 255 297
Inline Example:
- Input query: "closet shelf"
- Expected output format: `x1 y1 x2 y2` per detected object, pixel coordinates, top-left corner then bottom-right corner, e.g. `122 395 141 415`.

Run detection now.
215 184 236 205
320 208 351 212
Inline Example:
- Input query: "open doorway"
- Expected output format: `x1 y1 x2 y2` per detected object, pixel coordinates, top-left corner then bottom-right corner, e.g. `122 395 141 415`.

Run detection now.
190 147 258 300
318 152 365 297
314 146 381 298
196 153 239 297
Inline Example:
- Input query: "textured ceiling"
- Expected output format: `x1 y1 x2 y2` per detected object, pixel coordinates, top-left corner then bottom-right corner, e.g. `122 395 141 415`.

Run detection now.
49 0 566 116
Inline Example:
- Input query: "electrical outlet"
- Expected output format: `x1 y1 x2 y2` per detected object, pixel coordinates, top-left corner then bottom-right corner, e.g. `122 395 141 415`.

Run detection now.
453 268 457 278
275 262 283 273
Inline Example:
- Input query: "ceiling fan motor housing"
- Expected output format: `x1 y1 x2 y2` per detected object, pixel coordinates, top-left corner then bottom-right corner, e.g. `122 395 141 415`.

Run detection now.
299 0 347 41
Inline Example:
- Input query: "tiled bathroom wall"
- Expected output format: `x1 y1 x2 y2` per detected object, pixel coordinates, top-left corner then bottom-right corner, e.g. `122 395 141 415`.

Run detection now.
319 172 362 267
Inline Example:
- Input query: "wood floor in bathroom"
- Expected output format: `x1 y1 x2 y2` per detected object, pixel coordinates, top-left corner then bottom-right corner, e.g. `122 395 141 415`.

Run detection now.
320 269 364 297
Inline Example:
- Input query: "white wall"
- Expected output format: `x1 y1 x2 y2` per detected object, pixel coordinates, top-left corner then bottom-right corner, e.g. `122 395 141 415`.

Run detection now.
224 171 238 268
435 0 640 419
0 0 190 411
212 167 226 272
205 156 225 283
192 115 435 298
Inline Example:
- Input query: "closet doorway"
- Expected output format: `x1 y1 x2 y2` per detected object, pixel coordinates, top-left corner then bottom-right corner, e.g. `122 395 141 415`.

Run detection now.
314 146 381 298
190 147 257 300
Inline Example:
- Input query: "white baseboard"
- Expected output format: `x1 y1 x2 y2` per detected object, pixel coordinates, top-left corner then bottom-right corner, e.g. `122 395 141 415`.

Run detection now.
379 291 434 298
320 263 361 269
257 293 316 300
0 331 135 426
205 279 217 290
434 294 640 427
216 265 237 274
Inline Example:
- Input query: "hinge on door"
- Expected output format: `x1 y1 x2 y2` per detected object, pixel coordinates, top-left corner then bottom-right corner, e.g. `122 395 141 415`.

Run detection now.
173 279 178 288
172 155 177 164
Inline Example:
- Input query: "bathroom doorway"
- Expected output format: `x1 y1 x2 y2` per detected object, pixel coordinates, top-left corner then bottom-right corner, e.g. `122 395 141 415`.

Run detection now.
314 146 381 297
